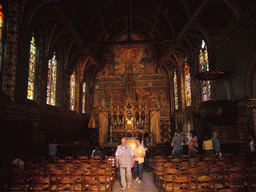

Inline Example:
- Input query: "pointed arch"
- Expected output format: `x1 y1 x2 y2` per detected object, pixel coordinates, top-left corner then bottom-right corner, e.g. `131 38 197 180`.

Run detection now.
27 0 52 27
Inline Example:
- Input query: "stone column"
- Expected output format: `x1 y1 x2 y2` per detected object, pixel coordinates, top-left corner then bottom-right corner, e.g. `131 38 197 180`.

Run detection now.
37 50 50 109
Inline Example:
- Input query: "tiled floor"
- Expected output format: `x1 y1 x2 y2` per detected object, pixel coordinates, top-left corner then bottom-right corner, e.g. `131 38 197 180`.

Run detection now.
113 169 158 192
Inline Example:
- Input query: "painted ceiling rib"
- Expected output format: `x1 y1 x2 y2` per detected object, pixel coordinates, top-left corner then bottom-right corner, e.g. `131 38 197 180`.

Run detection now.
181 0 191 19
149 3 161 40
177 0 208 41
147 0 176 38
52 2 83 44
126 0 131 42
65 38 77 68
70 0 81 22
27 0 52 26
157 49 173 69
52 1 103 69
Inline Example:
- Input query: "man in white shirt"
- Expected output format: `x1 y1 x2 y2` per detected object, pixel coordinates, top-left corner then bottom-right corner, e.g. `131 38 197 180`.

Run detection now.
115 138 135 191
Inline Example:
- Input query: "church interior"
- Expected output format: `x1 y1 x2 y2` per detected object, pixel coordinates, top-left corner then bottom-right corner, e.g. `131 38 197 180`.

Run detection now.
1 0 256 190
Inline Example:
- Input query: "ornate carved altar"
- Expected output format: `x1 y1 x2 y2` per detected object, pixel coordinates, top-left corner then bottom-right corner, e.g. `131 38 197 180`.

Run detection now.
109 102 150 142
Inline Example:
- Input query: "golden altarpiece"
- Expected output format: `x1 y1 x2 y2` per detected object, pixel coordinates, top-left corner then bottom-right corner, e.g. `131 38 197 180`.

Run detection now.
92 33 169 146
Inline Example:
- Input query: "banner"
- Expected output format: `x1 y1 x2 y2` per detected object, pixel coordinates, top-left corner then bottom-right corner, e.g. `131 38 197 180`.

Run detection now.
88 115 97 128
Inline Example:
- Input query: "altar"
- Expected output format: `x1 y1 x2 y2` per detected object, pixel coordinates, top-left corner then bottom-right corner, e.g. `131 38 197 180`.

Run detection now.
92 41 171 146
97 64 162 146
99 101 161 145
126 137 137 150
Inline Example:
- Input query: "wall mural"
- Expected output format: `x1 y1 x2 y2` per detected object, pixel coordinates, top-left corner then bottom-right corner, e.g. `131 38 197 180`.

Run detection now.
103 43 155 75
103 33 155 74
93 81 168 110
93 33 170 143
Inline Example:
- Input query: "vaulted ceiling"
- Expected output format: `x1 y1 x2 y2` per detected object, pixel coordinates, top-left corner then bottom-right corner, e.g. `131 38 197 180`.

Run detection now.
21 0 256 75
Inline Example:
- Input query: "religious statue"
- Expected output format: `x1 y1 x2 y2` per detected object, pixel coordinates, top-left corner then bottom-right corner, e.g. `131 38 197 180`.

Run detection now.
141 110 146 122
135 112 140 122
126 104 134 130
119 111 123 124
113 111 117 125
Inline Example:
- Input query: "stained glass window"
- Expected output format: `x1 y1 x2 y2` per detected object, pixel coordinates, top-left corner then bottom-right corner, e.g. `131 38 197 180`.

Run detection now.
0 4 4 71
46 53 57 106
82 82 86 113
70 71 75 111
199 40 211 102
27 36 36 100
184 59 191 106
174 69 178 110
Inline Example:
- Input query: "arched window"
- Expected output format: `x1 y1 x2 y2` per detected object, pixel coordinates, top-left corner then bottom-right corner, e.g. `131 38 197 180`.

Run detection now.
70 71 75 111
0 4 4 71
27 36 36 100
46 52 57 106
199 40 211 102
82 82 86 113
184 59 191 106
174 68 178 110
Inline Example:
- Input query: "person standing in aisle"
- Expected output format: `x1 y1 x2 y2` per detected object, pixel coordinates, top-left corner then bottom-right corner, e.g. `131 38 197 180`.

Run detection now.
188 133 198 158
203 134 214 157
212 131 222 158
115 138 135 191
171 130 183 159
139 127 150 171
49 139 58 162
133 137 145 183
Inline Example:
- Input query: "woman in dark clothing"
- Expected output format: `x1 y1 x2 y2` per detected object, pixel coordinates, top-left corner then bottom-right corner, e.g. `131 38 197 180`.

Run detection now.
92 146 105 160
188 133 198 158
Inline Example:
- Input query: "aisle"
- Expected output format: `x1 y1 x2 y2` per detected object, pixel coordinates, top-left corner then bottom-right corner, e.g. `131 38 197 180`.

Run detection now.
113 170 158 192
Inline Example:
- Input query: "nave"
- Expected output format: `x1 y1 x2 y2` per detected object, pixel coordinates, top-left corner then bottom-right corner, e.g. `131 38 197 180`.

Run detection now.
3 151 256 191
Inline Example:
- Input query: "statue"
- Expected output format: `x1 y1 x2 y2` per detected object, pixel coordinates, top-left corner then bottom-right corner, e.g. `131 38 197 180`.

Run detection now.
126 105 133 130
119 111 123 124
135 112 140 122
113 111 117 124
141 110 146 122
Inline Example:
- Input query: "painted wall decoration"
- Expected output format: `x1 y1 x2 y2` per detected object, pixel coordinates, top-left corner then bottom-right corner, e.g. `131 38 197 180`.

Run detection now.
94 32 170 142
102 33 156 77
